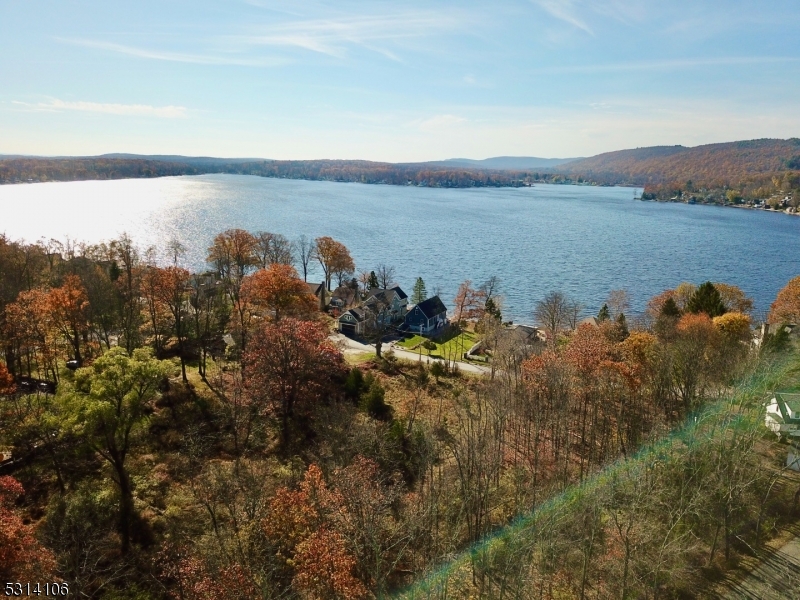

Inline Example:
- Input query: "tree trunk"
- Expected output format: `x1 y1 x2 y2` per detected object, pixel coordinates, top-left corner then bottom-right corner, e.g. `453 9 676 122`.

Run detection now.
115 462 134 554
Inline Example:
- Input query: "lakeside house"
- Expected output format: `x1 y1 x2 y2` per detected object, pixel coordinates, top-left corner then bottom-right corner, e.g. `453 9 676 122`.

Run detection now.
330 284 359 311
337 286 408 335
306 281 326 311
404 296 447 335
765 392 800 471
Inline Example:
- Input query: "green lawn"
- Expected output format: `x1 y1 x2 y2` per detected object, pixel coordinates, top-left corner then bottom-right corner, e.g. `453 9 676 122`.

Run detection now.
396 329 481 359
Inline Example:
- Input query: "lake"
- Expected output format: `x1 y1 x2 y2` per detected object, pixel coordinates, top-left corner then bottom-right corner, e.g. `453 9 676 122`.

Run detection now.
1 174 798 322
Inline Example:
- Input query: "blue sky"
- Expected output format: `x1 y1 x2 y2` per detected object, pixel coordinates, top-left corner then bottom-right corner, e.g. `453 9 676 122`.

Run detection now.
1 0 799 161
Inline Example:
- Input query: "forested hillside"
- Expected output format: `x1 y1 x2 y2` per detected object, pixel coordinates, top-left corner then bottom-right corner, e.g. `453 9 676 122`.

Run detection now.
564 138 800 200
0 158 205 183
2 228 800 599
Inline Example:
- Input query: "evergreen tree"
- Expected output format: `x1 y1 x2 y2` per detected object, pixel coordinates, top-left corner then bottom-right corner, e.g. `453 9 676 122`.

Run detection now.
485 296 502 321
655 297 681 341
660 297 681 318
687 281 727 317
616 312 629 339
597 304 610 321
411 277 427 304
367 271 379 289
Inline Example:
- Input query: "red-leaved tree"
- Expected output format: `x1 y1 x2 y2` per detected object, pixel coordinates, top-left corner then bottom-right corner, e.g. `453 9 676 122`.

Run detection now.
0 476 56 581
245 319 344 449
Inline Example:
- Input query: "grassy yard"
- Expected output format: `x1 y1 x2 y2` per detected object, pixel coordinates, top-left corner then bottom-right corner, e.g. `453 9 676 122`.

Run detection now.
396 328 481 360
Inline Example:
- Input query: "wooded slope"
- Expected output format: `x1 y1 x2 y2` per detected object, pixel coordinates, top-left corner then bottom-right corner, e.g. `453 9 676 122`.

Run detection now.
564 138 800 187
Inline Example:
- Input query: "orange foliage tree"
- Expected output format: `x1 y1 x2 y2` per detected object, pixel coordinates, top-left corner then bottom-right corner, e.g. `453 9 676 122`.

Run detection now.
48 274 91 365
313 237 354 290
207 229 258 351
0 476 56 581
769 275 800 325
263 463 369 599
243 264 318 322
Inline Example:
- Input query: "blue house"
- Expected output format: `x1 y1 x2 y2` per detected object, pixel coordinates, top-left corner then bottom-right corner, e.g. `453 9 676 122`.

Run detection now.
404 296 447 335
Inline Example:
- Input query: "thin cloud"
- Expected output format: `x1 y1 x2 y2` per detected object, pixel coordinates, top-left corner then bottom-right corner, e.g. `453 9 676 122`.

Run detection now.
530 0 593 34
57 38 287 67
13 99 188 118
234 11 467 59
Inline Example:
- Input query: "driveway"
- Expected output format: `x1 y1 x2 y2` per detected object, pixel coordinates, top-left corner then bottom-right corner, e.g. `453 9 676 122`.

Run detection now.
721 535 800 599
329 333 491 376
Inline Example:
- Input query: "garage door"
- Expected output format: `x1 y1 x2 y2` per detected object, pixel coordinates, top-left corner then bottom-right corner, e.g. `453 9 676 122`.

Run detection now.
341 324 357 336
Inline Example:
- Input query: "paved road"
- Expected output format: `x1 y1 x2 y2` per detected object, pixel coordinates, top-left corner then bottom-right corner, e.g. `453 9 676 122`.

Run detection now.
721 536 800 599
329 333 491 376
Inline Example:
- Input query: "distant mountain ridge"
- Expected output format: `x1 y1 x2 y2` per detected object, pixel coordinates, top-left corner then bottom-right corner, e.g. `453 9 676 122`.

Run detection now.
423 156 581 170
2 139 798 196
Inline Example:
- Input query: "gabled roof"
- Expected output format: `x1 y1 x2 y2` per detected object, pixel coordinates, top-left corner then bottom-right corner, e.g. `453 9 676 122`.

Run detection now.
306 282 325 296
774 393 800 422
340 307 367 322
413 295 447 318
365 287 407 303
391 286 408 300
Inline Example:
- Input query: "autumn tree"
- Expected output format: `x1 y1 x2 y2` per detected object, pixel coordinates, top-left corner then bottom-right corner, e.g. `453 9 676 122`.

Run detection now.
453 280 486 323
263 464 367 599
62 347 171 553
48 274 90 366
671 313 719 413
151 266 192 382
188 273 226 382
0 476 56 581
769 275 800 325
140 265 174 357
245 319 343 449
313 237 354 291
243 264 317 322
207 229 258 351
713 282 753 314
607 289 631 318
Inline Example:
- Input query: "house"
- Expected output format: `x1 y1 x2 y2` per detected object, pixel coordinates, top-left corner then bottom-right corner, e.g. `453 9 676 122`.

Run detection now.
337 286 409 335
363 286 408 325
766 393 800 471
338 307 369 336
404 296 447 335
765 392 800 439
330 285 359 311
305 281 327 311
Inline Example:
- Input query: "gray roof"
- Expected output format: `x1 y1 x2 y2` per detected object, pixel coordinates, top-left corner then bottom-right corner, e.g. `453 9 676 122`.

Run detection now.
413 295 447 318
340 307 367 322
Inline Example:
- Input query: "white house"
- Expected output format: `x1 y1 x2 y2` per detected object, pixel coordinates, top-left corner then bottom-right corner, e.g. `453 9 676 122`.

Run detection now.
765 392 800 438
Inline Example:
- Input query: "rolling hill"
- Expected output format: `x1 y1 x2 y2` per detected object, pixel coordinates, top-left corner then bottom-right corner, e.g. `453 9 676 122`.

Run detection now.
562 138 800 187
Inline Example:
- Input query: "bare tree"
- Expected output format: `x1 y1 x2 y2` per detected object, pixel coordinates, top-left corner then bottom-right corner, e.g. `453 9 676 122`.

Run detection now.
295 234 316 282
534 291 569 343
255 232 294 268
375 263 396 289
607 289 631 318
567 299 584 329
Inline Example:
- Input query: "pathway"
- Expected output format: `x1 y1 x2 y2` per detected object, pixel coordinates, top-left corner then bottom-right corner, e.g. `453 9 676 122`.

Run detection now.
329 333 491 376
